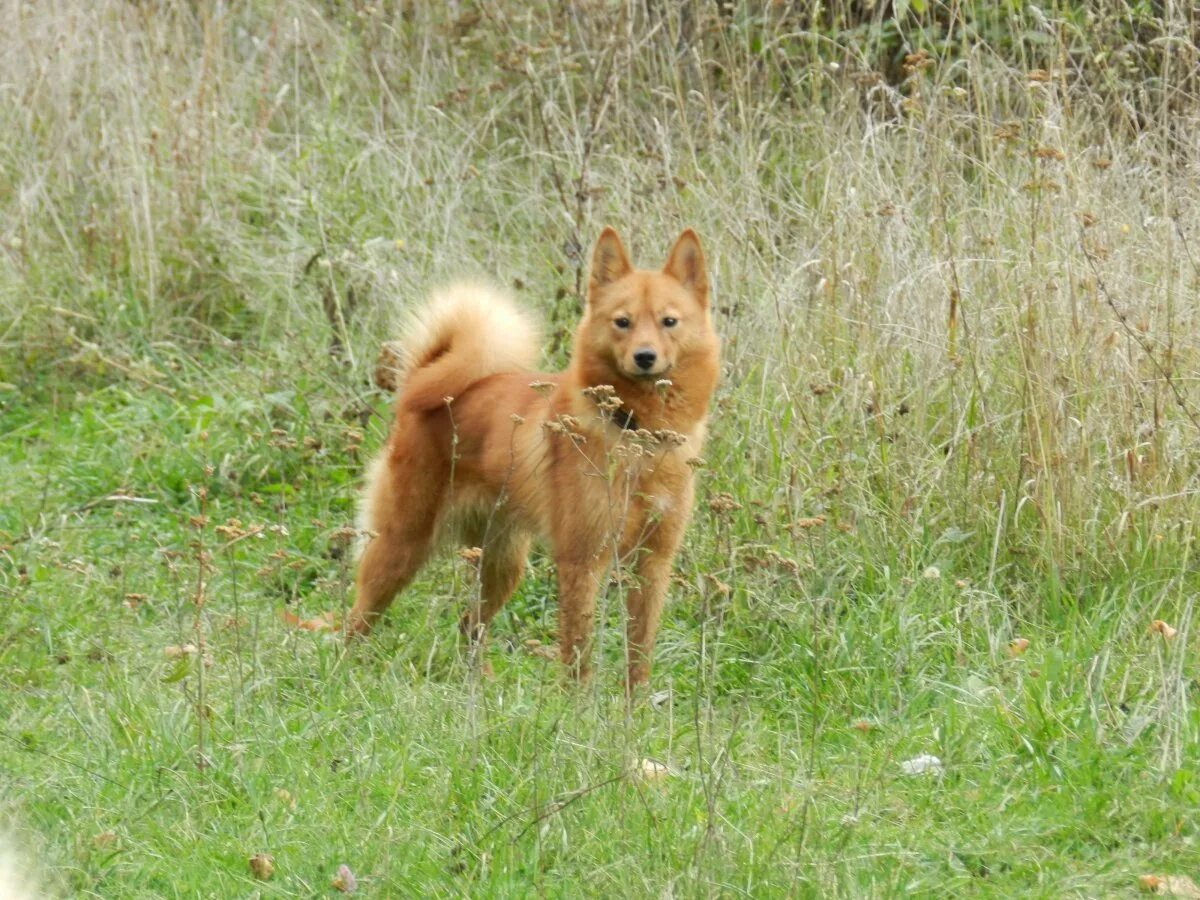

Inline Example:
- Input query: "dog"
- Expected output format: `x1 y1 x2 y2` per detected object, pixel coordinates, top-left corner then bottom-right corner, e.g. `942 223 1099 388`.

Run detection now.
348 227 720 687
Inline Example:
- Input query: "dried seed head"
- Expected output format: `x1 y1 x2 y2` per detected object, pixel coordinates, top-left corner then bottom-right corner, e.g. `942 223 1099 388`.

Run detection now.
766 550 801 575
582 383 623 413
529 380 555 395
248 854 275 880
328 526 358 545
581 384 617 401
704 573 731 595
901 49 933 74
707 492 742 514
1033 146 1065 161
652 429 688 447
374 341 403 392
792 516 826 530
214 518 247 539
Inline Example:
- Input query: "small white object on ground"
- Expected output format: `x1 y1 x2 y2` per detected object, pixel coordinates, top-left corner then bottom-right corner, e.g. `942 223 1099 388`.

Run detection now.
0 838 38 900
899 753 944 776
637 758 672 781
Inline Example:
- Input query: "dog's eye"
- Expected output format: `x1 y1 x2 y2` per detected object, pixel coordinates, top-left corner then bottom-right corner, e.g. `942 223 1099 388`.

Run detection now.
614 317 631 329
662 316 678 328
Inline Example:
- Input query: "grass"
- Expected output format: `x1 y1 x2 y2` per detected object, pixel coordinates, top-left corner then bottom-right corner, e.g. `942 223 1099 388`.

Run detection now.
3 1 1200 895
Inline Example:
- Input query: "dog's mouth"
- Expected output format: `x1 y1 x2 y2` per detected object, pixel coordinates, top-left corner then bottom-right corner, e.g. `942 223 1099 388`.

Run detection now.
622 364 674 382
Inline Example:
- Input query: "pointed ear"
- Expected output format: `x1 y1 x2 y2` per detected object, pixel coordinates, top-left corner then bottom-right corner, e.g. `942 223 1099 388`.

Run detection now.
588 227 632 297
663 229 708 301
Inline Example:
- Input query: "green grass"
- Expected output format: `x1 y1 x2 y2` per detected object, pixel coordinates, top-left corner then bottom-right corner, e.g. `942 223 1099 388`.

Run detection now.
4 333 1198 897
4 1 1200 896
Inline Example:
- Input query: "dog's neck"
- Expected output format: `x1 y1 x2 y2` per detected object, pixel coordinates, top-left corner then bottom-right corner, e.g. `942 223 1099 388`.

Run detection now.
566 353 717 438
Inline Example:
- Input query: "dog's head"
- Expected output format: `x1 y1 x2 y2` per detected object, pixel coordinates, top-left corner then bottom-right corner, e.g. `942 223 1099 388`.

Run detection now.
579 227 714 384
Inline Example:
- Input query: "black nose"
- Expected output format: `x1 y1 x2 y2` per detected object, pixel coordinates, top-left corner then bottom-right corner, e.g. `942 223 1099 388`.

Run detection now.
633 350 657 371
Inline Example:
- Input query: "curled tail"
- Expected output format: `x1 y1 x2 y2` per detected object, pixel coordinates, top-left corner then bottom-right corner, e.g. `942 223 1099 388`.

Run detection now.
378 282 540 412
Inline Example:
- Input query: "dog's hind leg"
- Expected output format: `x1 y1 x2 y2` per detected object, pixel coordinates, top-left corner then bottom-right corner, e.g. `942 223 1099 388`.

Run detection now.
346 445 445 637
346 522 438 636
459 531 531 645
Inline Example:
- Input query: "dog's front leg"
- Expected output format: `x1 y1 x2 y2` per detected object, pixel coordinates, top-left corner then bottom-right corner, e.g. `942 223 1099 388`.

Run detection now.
555 554 607 681
624 552 673 691
623 510 688 691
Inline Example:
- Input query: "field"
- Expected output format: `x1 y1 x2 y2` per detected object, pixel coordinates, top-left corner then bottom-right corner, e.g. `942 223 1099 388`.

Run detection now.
4 1 1200 895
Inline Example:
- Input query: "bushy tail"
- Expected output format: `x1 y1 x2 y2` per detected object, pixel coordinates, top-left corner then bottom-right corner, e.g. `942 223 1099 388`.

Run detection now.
379 282 540 412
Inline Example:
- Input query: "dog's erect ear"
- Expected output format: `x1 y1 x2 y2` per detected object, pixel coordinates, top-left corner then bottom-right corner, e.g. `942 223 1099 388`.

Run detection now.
663 229 708 302
588 227 632 297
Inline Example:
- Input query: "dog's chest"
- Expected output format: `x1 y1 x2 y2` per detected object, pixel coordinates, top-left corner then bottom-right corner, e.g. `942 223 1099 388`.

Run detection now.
609 446 691 509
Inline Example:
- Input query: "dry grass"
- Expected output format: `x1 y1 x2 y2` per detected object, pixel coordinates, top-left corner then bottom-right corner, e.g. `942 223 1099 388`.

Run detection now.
5 3 1200 557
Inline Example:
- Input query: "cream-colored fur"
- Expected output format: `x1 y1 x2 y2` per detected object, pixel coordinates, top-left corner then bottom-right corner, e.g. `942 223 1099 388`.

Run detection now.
390 282 541 410
354 451 389 561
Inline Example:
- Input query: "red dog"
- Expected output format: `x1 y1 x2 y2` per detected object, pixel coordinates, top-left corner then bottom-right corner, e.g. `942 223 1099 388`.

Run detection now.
349 228 720 686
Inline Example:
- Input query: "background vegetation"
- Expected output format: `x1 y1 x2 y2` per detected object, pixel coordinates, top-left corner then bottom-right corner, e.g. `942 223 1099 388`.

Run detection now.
3 0 1200 894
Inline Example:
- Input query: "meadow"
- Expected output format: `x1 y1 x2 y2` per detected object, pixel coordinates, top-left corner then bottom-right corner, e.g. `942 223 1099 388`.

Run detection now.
3 1 1200 895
